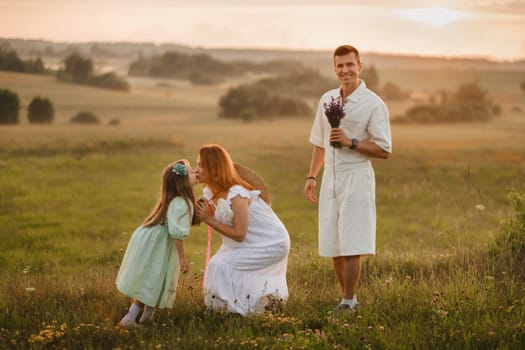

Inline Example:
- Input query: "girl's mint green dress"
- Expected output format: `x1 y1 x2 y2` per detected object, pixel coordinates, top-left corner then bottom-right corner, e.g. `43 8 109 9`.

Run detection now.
115 197 193 308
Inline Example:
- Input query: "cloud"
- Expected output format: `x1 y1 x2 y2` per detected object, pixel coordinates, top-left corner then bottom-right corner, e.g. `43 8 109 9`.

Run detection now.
466 0 525 14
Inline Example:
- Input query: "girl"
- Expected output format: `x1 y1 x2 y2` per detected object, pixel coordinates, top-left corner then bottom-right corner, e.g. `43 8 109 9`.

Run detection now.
116 159 198 327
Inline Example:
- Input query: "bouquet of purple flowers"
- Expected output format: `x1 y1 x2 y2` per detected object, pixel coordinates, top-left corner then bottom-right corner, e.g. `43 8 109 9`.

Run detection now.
323 96 346 148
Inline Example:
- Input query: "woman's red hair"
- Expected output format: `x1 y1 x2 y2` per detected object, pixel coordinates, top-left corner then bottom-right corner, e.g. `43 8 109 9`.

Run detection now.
199 144 253 199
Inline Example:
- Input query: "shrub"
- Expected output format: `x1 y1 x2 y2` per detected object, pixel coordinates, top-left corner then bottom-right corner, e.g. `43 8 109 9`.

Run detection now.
70 111 100 124
381 82 409 101
402 105 441 123
28 96 54 124
395 81 498 124
89 73 130 91
188 71 222 85
0 88 20 125
520 81 525 94
492 104 502 116
487 190 525 279
256 69 333 98
108 118 120 126
218 84 311 120
454 82 489 105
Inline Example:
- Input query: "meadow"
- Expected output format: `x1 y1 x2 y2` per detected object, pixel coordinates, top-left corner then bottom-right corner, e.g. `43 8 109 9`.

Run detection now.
0 68 524 349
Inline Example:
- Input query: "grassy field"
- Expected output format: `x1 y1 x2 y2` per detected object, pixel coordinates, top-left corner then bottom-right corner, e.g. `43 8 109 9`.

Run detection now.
1 69 524 349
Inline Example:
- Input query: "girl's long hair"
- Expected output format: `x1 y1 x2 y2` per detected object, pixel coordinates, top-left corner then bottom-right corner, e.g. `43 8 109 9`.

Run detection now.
199 144 253 199
143 159 198 227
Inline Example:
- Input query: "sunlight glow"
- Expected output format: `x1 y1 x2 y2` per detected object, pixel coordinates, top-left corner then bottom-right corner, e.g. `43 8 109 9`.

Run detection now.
396 6 473 27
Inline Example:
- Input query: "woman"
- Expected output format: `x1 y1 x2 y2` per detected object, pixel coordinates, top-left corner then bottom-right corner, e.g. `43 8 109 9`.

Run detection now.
195 144 290 316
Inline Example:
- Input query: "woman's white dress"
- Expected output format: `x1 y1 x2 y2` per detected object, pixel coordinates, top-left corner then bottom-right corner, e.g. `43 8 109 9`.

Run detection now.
203 185 290 315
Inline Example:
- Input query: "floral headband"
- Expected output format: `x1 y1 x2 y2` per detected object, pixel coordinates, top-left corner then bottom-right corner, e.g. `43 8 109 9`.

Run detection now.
172 163 188 176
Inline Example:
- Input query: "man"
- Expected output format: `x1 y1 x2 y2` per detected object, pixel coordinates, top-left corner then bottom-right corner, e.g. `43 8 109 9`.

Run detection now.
304 44 392 312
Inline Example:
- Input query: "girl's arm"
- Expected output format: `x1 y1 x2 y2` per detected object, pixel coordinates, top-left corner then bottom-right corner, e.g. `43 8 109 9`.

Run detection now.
174 239 188 272
196 196 249 242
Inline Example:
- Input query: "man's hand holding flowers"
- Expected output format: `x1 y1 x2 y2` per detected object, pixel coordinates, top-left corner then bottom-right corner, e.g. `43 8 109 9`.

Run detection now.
329 128 351 148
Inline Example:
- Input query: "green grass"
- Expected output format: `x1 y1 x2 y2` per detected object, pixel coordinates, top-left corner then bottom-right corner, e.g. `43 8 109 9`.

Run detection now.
1 70 524 349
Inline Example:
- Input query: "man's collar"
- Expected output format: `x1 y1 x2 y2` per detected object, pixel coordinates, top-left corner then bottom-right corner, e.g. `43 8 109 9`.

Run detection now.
337 80 366 103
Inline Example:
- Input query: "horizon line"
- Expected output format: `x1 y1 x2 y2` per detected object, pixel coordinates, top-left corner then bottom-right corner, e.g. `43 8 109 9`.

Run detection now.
2 36 524 64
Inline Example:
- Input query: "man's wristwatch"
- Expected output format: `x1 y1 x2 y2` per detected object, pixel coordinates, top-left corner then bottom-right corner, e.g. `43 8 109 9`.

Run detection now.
349 138 358 150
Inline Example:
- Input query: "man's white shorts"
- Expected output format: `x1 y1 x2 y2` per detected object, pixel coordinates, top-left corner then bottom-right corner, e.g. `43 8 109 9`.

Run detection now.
318 161 376 257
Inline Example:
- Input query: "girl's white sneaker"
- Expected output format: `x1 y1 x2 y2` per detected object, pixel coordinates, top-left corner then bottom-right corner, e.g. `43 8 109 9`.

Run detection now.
119 314 139 328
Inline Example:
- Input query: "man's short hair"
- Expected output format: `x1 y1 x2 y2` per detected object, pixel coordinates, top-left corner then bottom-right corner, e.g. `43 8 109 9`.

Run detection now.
333 45 361 64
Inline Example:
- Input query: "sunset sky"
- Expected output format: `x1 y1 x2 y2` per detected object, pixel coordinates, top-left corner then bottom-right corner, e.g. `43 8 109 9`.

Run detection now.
1 0 524 61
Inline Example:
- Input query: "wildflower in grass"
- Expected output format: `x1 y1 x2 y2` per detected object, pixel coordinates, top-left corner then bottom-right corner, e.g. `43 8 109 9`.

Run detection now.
476 204 486 211
436 309 449 318
25 287 36 292
27 321 66 345
281 333 293 340
22 265 31 274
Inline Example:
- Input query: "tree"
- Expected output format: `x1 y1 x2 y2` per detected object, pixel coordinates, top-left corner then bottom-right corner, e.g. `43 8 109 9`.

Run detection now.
25 57 45 74
0 88 20 124
0 49 25 72
381 82 408 101
454 82 489 105
28 96 54 124
62 53 93 83
360 64 380 93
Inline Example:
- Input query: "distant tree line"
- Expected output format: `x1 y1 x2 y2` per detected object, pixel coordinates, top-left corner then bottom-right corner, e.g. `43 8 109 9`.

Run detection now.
0 48 46 74
129 51 306 85
217 66 410 121
57 53 130 91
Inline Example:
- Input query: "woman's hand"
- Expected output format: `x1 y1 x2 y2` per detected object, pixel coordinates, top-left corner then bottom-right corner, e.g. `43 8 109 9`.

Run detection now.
196 199 214 224
197 195 248 242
